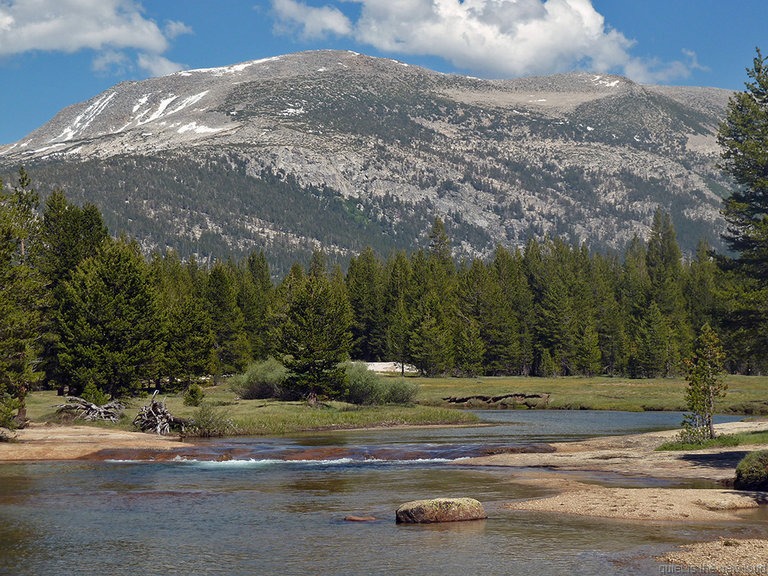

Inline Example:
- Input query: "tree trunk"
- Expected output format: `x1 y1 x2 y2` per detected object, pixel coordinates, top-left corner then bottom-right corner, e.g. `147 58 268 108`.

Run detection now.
707 390 716 439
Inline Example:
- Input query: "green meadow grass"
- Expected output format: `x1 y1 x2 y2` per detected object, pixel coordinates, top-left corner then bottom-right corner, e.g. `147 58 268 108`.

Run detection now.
21 373 768 437
413 374 768 414
23 386 479 436
656 430 768 451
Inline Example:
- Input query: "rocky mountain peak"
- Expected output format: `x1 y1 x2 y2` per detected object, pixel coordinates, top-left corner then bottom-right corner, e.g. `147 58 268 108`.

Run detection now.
0 50 736 273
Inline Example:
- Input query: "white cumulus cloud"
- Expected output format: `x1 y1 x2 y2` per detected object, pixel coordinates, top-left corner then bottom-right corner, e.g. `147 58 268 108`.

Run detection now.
137 53 185 77
271 0 352 39
270 0 696 83
0 0 188 76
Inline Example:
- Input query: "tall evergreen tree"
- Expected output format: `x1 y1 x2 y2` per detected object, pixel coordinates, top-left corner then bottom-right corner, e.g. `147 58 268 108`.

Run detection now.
0 170 46 421
278 264 352 399
717 48 768 365
454 315 485 377
242 250 274 359
718 47 768 284
493 245 534 374
164 294 216 388
646 210 691 369
408 219 458 375
56 239 162 397
346 247 385 360
383 250 414 374
204 262 251 374
635 302 670 378
37 190 108 389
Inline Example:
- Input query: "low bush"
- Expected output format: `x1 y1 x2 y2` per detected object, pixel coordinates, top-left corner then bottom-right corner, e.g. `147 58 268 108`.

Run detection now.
0 390 20 433
343 362 419 405
183 383 205 407
344 361 385 405
230 358 288 400
187 402 234 438
734 450 768 490
381 378 419 404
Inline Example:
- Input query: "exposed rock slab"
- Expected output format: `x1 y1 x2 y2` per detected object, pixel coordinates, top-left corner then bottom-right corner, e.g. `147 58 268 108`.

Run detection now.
395 498 487 524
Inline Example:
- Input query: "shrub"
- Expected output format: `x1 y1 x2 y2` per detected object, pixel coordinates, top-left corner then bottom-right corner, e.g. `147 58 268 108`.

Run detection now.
343 363 419 405
734 450 768 490
344 361 385 405
382 378 419 405
230 358 288 400
0 391 20 432
183 383 205 407
81 381 111 406
188 402 234 438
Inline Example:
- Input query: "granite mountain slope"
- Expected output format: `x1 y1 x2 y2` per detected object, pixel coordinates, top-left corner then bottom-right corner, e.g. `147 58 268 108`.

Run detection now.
0 50 734 272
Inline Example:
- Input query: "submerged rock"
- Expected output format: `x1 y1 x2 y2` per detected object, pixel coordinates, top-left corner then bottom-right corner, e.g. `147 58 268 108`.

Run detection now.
395 498 487 524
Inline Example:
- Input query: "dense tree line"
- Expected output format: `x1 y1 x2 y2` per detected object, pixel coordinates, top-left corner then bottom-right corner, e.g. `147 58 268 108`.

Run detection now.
1 178 766 407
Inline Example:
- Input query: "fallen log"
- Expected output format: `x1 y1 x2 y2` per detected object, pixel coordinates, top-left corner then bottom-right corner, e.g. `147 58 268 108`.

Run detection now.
133 391 189 435
442 393 550 408
55 397 125 422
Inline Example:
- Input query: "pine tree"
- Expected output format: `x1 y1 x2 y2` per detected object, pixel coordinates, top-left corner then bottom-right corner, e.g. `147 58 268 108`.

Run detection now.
383 250 413 374
683 323 727 440
717 48 768 364
574 322 602 377
164 294 216 388
683 239 719 332
0 170 46 421
242 250 274 359
346 247 385 361
636 302 670 378
718 47 768 285
278 265 352 400
646 210 691 370
56 239 162 397
204 262 251 374
409 305 454 376
454 316 485 377
493 245 533 374
37 190 109 390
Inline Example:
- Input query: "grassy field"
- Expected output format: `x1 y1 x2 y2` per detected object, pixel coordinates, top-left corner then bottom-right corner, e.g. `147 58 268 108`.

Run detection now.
21 373 768 437
656 430 768 451
23 387 480 436
411 374 768 414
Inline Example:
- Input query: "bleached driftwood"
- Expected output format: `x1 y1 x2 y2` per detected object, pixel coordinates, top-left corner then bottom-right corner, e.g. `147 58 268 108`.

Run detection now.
132 391 188 435
55 397 125 422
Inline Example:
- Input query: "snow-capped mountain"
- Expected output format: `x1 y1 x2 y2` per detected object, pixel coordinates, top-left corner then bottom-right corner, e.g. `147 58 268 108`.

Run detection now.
0 50 735 270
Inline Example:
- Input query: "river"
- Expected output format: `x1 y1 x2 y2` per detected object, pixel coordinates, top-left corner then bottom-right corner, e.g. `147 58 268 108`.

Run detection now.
0 410 761 575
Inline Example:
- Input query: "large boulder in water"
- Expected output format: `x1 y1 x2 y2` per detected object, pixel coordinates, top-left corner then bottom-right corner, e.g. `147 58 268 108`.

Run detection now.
395 498 487 524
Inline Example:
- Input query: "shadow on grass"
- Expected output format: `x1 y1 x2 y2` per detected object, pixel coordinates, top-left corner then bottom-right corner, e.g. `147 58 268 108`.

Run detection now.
680 450 751 470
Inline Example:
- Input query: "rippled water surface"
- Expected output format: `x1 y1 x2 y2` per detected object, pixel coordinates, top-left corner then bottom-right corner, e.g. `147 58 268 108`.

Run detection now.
0 410 758 576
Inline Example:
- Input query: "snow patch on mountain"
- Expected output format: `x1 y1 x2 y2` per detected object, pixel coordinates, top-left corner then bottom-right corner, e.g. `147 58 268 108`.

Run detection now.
53 92 117 142
177 122 224 135
182 56 282 77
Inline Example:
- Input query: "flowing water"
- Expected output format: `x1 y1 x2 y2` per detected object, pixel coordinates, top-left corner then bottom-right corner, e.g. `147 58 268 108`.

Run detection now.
0 411 762 575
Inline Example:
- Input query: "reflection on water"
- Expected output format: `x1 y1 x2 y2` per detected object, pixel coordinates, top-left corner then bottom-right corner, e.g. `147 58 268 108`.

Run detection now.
0 410 759 576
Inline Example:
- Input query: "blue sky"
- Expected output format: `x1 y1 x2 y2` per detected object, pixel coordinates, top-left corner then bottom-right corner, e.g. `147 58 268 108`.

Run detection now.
0 0 765 145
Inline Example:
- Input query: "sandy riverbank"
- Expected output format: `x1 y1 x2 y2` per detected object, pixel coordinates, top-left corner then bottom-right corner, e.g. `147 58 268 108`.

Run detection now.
465 420 768 574
465 419 768 483
0 423 194 461
462 420 768 521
